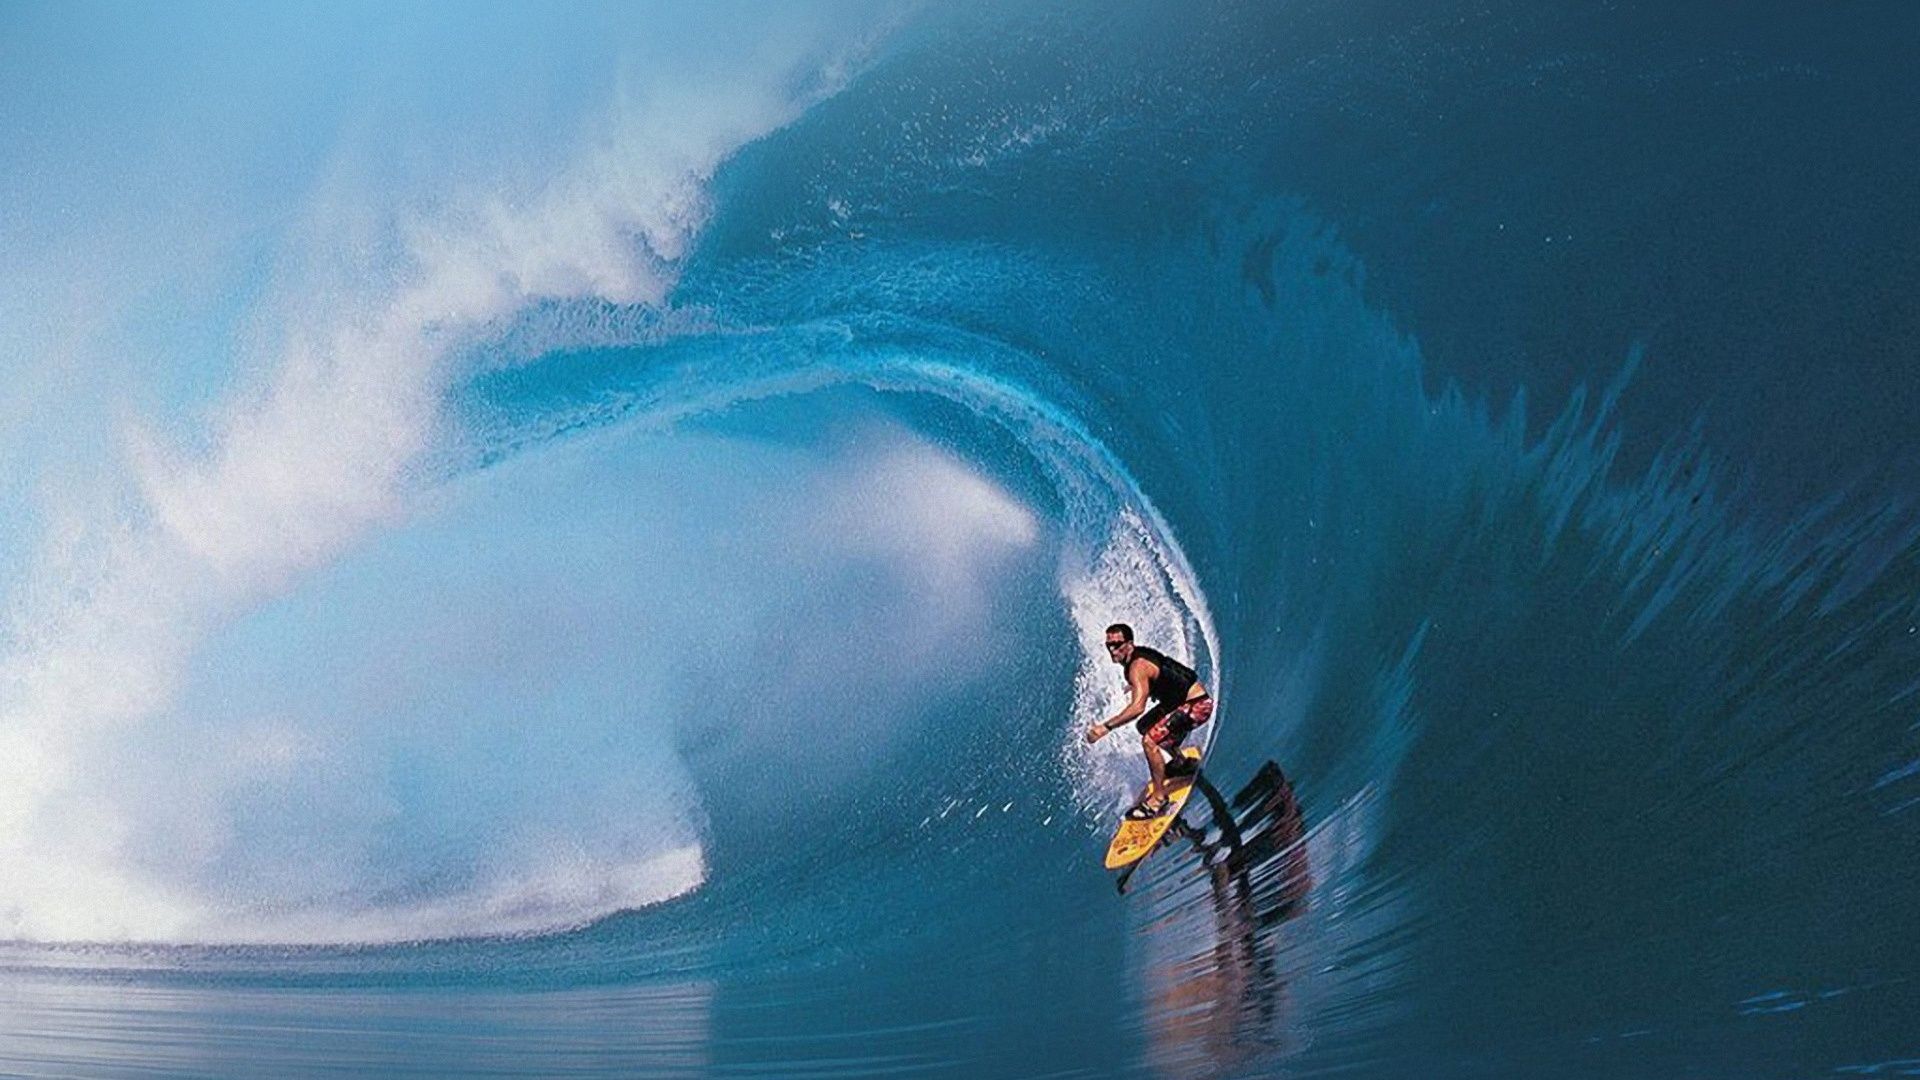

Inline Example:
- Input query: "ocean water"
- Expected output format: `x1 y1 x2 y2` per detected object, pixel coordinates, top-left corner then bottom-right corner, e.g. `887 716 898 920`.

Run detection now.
2 1 1917 1076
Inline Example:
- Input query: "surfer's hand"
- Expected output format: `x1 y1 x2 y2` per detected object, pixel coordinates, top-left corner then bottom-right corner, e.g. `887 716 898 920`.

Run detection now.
1086 722 1106 744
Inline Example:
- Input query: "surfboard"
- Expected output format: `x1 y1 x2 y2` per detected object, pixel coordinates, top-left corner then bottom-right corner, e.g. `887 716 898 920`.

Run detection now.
1104 746 1204 870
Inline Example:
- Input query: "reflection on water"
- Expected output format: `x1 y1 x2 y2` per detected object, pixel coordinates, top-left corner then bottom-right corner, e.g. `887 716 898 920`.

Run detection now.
1127 761 1314 1076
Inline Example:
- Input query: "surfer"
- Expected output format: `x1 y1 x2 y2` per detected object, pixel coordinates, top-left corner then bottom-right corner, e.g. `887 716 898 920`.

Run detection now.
1085 623 1213 819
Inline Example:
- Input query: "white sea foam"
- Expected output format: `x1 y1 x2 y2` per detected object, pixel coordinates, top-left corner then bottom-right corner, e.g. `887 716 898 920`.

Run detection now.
814 439 1042 602
218 846 711 948
0 9 893 945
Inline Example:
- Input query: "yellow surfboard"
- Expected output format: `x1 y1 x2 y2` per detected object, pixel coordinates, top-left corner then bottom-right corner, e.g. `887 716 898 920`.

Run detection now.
1103 747 1204 870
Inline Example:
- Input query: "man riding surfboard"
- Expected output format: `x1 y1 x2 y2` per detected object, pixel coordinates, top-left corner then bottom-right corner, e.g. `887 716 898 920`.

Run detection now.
1085 622 1214 819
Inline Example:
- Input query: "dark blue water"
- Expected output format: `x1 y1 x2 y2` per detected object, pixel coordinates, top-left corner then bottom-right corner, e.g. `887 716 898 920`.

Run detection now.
2 1 1917 1075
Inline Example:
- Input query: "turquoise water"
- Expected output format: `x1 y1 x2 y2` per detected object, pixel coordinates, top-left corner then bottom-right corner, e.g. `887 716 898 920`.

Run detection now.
3 1 1918 1075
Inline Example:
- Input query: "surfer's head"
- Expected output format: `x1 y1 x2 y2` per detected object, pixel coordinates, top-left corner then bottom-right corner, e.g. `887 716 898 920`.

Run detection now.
1104 623 1135 664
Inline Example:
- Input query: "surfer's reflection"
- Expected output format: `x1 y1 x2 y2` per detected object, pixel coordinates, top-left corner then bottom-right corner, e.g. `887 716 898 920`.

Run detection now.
1138 761 1312 1074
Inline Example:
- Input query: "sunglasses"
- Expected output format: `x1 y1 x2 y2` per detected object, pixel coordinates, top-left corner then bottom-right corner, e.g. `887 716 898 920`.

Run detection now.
1104 641 1128 652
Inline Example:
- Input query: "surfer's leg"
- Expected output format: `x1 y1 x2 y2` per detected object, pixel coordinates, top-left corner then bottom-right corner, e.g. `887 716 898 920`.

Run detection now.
1142 731 1170 802
1128 705 1178 813
1160 701 1205 778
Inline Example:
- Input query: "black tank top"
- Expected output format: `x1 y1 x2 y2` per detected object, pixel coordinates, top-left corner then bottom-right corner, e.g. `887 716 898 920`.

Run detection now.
1127 646 1198 705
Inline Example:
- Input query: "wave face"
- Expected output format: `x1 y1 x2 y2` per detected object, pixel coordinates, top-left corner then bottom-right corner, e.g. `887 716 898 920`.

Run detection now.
3 0 1919 1075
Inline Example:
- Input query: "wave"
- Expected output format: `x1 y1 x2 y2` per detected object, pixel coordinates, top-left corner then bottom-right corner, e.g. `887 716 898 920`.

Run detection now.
4 1 1918 1075
0 2 902 944
0 35 1222 939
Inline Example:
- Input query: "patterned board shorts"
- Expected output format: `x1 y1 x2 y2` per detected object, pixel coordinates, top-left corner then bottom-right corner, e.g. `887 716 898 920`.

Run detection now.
1139 695 1214 750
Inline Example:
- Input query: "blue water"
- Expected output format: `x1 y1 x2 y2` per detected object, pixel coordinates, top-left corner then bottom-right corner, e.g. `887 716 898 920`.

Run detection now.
3 1 1918 1075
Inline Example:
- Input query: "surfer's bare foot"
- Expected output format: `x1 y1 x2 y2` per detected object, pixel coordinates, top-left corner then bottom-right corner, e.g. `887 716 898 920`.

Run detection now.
1126 793 1171 820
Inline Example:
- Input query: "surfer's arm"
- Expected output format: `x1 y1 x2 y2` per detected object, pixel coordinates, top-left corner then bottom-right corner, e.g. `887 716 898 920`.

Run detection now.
1086 664 1153 743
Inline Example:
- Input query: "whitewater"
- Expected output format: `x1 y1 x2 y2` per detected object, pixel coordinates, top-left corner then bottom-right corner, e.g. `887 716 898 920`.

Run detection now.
2 0 1917 1075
